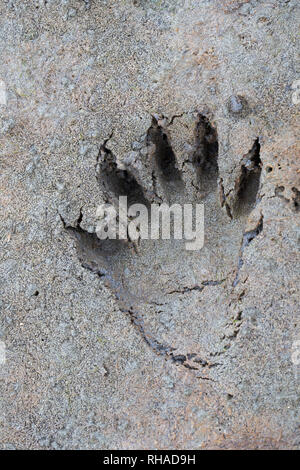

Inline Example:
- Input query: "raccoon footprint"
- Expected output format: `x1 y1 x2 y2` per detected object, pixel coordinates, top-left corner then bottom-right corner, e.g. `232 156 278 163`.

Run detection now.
68 113 263 374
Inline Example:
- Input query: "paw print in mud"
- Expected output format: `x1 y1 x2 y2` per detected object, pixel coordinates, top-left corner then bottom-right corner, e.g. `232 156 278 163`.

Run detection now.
66 112 263 377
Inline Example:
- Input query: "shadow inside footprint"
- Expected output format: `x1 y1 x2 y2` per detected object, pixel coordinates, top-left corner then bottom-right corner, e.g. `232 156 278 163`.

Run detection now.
97 142 149 207
191 114 219 195
234 138 262 216
147 116 184 195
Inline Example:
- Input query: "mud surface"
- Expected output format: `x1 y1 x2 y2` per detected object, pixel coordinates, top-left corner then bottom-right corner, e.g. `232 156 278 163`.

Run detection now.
0 0 299 449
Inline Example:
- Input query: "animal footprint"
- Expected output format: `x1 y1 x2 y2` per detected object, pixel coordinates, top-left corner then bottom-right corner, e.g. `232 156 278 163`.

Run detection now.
67 112 263 375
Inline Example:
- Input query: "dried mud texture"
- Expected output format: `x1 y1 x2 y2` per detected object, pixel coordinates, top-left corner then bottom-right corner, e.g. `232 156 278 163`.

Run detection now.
0 0 299 450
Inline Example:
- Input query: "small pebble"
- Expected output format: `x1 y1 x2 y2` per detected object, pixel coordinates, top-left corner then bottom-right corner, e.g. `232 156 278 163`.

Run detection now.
228 95 249 116
229 95 243 113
